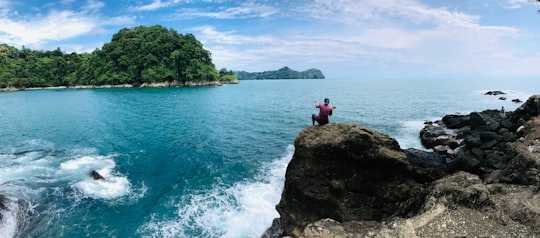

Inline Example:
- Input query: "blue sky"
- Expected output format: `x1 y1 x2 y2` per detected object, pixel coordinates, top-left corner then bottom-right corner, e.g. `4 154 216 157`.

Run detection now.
1 0 540 79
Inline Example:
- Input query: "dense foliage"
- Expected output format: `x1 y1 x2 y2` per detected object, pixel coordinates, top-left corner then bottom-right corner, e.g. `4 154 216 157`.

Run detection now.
236 67 325 80
0 25 236 88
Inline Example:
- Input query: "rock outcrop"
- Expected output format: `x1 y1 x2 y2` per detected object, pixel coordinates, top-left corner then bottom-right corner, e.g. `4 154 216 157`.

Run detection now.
91 170 105 180
275 124 442 236
419 95 540 184
267 95 540 238
291 172 538 238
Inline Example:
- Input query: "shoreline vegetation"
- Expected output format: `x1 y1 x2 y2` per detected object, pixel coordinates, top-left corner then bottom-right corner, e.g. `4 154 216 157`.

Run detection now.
0 80 239 92
0 25 238 91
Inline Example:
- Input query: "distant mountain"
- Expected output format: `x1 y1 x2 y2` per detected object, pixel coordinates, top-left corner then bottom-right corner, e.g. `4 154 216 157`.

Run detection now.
236 67 325 80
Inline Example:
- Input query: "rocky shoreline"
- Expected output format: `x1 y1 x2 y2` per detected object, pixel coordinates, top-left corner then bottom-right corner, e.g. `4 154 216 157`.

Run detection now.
264 95 540 238
0 80 239 92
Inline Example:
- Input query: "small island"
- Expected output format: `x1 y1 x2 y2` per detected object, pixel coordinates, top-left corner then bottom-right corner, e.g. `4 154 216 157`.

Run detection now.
0 25 238 91
236 67 325 80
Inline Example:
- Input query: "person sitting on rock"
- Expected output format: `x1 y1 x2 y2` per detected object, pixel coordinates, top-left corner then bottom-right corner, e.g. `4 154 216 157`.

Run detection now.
312 98 334 125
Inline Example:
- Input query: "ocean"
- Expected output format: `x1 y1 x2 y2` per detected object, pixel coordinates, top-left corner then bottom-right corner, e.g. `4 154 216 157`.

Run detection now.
0 78 538 237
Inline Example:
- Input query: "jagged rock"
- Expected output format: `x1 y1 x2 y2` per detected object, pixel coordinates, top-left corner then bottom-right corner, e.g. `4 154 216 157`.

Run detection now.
276 124 440 236
484 90 506 96
450 153 481 172
418 95 540 178
261 218 283 238
91 170 105 180
297 218 380 238
464 135 482 147
419 123 449 148
293 172 539 238
501 116 540 184
433 145 450 154
480 131 498 142
442 114 469 129
403 148 447 172
422 172 492 210
269 95 540 238
469 112 487 130
512 95 540 123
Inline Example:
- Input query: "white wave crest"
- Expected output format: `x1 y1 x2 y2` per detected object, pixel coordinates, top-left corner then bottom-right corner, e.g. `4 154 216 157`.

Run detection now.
139 145 294 238
60 156 132 200
0 196 21 238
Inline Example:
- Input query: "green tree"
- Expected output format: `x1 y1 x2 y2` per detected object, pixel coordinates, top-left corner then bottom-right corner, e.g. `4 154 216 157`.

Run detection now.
0 25 224 89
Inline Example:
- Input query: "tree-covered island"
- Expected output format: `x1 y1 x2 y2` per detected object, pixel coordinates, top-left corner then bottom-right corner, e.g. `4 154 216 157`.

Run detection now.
236 67 325 80
0 25 238 90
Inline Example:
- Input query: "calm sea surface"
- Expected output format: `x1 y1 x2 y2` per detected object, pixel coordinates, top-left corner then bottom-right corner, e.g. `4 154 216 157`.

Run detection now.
0 78 538 237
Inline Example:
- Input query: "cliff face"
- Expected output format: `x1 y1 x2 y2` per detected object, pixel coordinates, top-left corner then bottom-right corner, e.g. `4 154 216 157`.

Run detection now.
275 124 443 236
269 95 540 238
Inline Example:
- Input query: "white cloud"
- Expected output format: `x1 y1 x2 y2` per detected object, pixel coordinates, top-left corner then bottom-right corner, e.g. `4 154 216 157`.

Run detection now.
85 0 105 11
1 0 538 78
195 0 532 78
504 0 530 9
0 1 134 50
131 0 173 11
0 0 11 16
171 2 278 19
193 26 373 73
0 10 97 46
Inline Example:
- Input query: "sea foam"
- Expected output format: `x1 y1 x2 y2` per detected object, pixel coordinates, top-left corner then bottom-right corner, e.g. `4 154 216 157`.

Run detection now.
139 145 294 238
0 196 21 238
60 156 131 200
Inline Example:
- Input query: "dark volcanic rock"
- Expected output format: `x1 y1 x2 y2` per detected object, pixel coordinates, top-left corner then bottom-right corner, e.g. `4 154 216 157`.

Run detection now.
484 90 506 96
512 95 540 123
261 218 283 238
418 95 540 180
442 114 470 129
91 170 105 180
500 116 540 185
404 148 446 171
276 124 440 236
269 95 540 238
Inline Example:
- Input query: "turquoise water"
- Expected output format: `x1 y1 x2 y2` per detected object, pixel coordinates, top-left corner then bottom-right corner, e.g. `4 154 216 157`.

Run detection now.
0 79 537 237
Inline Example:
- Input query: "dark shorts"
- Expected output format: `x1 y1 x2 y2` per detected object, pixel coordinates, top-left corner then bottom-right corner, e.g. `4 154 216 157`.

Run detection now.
312 114 329 125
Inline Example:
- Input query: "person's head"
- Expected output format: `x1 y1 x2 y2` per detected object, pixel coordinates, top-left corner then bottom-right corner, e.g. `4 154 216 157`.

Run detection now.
324 98 330 105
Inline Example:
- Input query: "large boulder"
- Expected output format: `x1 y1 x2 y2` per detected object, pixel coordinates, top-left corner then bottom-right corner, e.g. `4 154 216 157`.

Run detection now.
276 124 440 236
512 94 540 124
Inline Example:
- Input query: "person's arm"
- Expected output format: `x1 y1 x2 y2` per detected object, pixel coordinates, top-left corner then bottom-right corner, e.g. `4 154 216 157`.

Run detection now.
314 100 319 108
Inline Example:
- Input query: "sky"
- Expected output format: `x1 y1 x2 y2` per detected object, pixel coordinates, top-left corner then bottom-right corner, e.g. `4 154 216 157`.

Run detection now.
1 0 540 79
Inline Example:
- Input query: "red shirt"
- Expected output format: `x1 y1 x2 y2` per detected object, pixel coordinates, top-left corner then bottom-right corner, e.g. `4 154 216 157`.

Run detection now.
316 104 333 122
